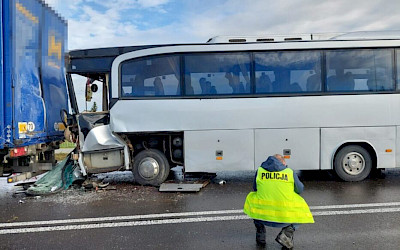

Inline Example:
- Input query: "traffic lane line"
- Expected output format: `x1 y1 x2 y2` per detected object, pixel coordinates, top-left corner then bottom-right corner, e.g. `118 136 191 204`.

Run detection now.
0 202 400 228
0 216 248 235
2 206 400 235
2 201 400 228
0 210 245 228
310 201 400 210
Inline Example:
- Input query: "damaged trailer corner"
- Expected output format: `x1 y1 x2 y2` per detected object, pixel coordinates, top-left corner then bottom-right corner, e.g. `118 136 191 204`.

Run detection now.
1 0 69 181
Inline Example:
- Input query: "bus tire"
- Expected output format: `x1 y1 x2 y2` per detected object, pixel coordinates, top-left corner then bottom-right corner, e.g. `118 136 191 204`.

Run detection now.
334 145 372 182
132 149 170 186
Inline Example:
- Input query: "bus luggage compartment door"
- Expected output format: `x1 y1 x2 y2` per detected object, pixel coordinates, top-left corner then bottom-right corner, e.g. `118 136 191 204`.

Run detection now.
184 130 254 173
80 125 129 174
255 128 320 170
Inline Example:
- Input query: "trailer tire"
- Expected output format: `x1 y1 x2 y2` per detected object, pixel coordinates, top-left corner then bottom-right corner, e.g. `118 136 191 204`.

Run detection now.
334 145 372 182
132 149 170 186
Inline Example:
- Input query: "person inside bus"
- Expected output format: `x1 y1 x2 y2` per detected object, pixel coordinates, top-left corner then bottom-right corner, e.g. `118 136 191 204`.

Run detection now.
243 154 314 249
256 72 272 93
327 67 355 91
201 79 217 95
199 77 208 94
272 70 302 93
206 81 217 94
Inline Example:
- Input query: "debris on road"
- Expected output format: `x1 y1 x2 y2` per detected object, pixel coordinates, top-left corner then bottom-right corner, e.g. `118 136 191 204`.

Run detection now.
159 175 212 192
82 179 113 191
25 153 85 196
159 183 205 192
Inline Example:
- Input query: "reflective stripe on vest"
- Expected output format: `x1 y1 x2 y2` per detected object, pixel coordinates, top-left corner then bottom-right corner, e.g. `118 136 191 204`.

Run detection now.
243 167 314 224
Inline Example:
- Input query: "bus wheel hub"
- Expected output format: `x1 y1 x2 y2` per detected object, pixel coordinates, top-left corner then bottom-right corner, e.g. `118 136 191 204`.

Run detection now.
343 152 365 175
138 157 159 179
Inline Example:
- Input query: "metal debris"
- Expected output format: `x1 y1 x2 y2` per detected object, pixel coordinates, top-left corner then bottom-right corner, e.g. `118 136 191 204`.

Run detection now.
159 183 205 192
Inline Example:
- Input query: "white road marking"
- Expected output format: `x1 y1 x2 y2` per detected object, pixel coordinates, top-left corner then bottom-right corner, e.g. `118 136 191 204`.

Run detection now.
313 207 400 216
0 216 249 235
309 201 400 210
1 202 400 235
2 201 400 228
0 210 245 228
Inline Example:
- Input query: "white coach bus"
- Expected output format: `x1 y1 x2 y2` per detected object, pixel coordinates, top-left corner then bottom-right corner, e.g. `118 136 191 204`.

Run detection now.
66 31 400 186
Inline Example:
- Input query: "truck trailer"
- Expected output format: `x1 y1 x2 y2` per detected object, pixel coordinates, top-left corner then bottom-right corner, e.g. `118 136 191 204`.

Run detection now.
0 0 68 180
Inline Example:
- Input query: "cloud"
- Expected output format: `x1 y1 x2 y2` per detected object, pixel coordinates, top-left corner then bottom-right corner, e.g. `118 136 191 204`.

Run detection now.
136 0 170 8
51 0 400 110
176 0 400 39
49 0 400 50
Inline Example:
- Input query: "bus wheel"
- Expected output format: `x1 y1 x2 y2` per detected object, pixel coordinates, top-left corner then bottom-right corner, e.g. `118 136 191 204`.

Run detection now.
334 145 372 182
132 149 170 186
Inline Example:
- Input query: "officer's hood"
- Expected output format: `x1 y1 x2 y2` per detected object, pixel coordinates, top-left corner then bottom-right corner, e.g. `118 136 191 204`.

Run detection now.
260 156 286 172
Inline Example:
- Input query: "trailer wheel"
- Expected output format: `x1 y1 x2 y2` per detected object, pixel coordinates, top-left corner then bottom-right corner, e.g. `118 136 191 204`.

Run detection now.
334 145 372 182
132 149 170 186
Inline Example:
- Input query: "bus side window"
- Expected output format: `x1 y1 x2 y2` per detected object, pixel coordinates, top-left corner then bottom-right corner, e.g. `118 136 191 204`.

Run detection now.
326 49 394 92
120 55 181 97
184 53 251 96
255 51 321 94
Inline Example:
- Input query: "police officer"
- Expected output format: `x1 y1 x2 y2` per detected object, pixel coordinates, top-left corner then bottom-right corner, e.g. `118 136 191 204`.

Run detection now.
243 154 314 249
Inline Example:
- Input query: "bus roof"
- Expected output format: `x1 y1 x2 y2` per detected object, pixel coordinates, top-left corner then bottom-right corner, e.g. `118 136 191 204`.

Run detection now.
67 30 400 78
207 30 400 43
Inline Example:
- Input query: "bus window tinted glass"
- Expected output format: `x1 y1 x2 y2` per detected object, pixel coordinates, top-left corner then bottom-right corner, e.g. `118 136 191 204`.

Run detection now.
397 50 400 90
326 49 394 92
120 55 180 97
184 53 251 95
255 51 322 93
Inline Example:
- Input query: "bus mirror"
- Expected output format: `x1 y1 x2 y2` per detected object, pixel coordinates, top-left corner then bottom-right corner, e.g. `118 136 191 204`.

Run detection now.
91 83 98 93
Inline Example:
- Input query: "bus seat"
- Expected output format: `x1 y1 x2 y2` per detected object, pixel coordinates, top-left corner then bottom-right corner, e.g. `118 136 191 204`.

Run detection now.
154 77 164 96
367 79 375 91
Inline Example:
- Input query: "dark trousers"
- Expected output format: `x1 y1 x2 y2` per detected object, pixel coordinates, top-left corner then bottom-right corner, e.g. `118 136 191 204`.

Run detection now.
254 219 299 230
254 219 266 233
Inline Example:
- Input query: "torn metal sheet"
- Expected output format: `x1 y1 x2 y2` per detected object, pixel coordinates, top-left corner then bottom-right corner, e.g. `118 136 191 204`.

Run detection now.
78 124 130 174
26 154 84 196
159 183 205 192
81 125 124 152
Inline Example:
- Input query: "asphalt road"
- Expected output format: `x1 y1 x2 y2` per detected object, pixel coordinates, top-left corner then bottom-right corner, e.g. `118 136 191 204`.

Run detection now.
1 169 400 250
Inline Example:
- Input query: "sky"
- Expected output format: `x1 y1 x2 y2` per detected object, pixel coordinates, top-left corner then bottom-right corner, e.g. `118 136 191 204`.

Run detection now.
44 0 400 111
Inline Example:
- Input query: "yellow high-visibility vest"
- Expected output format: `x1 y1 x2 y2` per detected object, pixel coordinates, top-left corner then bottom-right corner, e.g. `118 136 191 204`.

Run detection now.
243 167 314 224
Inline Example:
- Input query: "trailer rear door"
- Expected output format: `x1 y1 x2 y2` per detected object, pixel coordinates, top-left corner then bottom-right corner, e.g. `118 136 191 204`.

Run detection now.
40 6 68 137
12 0 46 144
10 0 67 146
0 0 3 148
